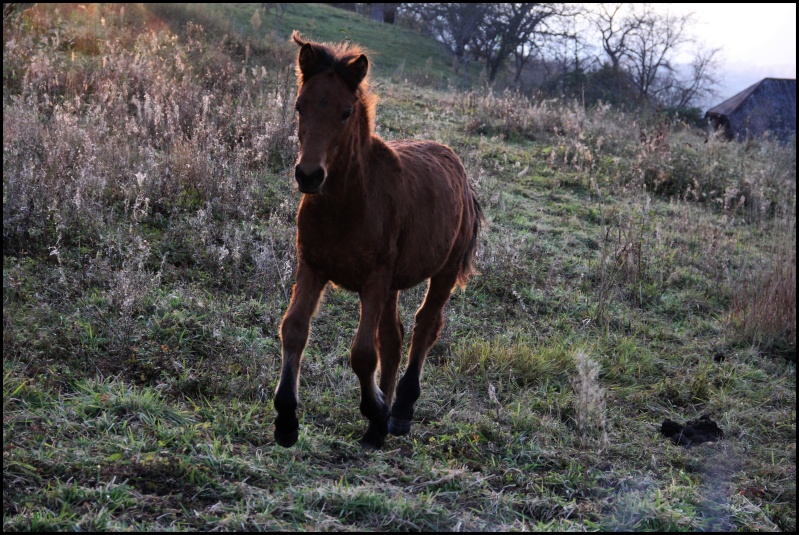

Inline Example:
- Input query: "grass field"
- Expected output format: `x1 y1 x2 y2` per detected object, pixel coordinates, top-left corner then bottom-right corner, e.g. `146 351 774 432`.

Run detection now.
147 3 455 84
3 3 795 531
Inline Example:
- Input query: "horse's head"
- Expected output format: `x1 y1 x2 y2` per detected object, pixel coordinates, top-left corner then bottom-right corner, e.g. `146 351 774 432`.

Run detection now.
292 32 370 194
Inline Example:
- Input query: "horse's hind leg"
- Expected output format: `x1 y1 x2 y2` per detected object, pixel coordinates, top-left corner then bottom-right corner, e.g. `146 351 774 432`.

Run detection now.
389 270 458 436
274 264 327 447
377 291 404 407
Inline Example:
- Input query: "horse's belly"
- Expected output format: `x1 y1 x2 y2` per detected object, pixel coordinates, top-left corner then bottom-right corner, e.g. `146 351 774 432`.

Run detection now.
303 240 451 293
392 233 460 290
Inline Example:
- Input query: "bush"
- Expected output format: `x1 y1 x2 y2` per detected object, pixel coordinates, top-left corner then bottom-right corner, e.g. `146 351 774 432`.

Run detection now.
3 5 298 256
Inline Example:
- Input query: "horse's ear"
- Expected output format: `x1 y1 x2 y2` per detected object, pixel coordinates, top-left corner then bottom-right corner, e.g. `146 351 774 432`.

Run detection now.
291 30 306 47
298 43 317 75
346 54 369 86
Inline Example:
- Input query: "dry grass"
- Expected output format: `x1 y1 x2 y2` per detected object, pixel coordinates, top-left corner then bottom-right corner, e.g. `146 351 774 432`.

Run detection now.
570 350 608 448
3 7 297 259
731 245 796 356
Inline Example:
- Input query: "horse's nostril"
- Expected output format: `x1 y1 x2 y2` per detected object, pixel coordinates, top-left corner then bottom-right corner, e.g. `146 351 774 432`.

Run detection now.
295 165 326 193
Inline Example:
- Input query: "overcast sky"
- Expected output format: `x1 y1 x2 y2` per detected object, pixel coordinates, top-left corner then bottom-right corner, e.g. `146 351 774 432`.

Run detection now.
664 3 796 102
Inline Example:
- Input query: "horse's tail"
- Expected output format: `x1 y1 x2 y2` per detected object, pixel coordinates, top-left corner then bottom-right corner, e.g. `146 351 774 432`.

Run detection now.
456 190 484 289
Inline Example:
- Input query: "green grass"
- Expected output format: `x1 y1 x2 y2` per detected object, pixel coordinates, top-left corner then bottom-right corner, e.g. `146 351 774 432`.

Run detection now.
149 2 454 85
3 3 796 531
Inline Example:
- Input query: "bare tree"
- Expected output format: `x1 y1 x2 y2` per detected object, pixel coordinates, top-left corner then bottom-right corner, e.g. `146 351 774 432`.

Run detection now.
511 4 580 85
401 3 574 84
538 14 599 98
585 4 720 108
590 3 643 72
262 3 287 39
400 3 490 80
623 5 693 101
471 3 572 83
663 45 722 109
400 2 716 107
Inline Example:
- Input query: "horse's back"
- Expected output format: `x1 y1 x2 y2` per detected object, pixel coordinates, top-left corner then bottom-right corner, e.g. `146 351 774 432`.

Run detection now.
388 140 468 213
389 140 467 185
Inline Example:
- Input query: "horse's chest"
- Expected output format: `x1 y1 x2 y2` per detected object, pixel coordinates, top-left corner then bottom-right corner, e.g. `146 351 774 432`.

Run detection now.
298 224 379 291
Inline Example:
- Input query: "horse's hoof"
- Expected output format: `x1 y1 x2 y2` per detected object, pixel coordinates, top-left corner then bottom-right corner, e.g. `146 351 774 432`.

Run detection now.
359 418 388 449
359 431 385 450
388 417 412 436
274 428 299 447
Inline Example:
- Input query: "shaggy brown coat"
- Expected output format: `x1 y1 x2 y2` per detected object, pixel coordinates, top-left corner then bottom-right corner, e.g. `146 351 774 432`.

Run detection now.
274 32 483 449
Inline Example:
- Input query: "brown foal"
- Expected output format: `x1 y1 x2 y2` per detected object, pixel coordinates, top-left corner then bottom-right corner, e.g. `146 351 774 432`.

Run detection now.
274 32 483 449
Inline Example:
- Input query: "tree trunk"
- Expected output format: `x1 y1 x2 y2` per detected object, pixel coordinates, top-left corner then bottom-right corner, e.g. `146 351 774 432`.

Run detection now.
370 4 384 23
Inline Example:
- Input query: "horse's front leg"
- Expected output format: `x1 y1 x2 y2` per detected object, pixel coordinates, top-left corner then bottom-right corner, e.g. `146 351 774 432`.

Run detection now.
274 263 327 447
352 273 391 449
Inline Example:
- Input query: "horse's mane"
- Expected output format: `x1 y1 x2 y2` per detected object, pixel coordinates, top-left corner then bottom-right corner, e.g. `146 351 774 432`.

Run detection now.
291 31 377 134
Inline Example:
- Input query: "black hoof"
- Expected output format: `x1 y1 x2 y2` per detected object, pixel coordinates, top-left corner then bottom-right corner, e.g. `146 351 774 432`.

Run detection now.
275 413 299 447
358 434 385 450
274 427 299 447
388 416 412 436
359 429 386 449
359 415 389 449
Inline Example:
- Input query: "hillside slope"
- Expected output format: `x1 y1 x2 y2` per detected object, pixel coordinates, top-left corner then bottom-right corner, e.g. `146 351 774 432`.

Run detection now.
3 4 796 531
149 3 454 83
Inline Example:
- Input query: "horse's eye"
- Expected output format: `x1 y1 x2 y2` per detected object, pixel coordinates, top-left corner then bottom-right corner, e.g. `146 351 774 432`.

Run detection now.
341 109 353 121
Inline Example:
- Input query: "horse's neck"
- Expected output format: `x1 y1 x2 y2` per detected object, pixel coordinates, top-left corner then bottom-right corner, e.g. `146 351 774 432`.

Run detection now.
325 128 373 201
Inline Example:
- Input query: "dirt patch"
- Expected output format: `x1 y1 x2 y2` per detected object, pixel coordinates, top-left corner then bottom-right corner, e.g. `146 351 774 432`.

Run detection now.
661 414 723 447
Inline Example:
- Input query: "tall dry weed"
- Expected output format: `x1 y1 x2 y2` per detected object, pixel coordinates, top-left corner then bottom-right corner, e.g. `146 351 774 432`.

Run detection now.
730 232 796 355
3 6 297 268
570 350 608 448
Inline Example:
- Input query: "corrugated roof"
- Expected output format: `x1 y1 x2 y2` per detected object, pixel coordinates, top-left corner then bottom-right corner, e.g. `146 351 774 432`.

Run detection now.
705 78 796 141
706 80 763 117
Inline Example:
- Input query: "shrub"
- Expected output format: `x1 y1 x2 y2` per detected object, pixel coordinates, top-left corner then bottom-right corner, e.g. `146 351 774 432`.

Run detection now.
3 5 297 257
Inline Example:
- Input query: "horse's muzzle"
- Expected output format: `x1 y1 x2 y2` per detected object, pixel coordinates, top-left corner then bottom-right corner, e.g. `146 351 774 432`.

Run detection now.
295 165 326 194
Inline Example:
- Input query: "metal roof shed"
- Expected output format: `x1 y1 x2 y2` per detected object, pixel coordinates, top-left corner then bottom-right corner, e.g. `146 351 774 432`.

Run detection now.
705 78 796 142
